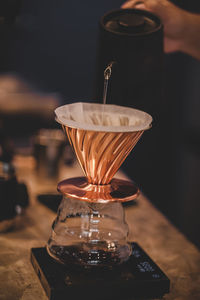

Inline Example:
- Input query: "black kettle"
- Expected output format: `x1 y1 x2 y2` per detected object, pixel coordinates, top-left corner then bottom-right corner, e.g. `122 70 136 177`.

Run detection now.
94 9 164 201
95 8 163 117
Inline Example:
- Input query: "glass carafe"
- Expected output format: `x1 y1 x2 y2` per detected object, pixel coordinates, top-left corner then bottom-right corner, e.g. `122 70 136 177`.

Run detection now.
47 197 131 268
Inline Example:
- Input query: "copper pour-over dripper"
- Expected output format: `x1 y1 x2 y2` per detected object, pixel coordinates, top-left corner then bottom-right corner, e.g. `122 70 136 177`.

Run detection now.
55 102 152 203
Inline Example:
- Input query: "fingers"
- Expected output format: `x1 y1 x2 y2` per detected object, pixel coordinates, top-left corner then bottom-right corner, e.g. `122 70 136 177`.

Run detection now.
121 1 146 9
121 0 161 16
121 0 198 58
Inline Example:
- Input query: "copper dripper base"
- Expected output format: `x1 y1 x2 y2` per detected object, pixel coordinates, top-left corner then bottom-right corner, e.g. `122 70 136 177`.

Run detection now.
57 177 139 203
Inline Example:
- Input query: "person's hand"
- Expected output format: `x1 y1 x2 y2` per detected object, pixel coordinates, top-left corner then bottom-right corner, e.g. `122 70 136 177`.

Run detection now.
122 0 187 53
121 0 200 60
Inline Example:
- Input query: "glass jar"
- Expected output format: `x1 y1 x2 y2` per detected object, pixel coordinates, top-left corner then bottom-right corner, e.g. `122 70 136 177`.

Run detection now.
47 196 131 268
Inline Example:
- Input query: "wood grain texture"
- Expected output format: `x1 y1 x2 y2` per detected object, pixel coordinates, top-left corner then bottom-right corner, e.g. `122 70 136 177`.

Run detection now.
0 156 199 300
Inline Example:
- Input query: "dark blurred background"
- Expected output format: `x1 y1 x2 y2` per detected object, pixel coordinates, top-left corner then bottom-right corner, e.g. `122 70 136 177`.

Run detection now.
0 0 199 248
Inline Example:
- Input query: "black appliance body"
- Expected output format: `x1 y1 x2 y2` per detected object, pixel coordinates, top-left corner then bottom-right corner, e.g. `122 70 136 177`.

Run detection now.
94 9 164 201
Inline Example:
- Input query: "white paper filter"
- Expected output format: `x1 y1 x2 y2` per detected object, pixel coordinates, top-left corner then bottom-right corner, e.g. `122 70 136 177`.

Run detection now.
55 102 152 132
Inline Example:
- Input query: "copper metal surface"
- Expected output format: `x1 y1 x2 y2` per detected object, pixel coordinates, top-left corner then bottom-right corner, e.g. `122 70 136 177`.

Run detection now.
57 177 139 203
2 155 200 300
63 125 144 185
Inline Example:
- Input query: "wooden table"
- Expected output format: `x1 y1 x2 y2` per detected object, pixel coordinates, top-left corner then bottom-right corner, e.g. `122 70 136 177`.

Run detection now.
0 156 200 300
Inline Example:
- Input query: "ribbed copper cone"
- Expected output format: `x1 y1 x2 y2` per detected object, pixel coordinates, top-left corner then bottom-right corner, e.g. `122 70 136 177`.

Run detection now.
62 125 144 185
55 103 152 202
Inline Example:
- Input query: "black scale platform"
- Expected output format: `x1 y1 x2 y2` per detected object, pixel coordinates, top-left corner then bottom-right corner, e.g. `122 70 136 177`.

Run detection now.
31 243 170 300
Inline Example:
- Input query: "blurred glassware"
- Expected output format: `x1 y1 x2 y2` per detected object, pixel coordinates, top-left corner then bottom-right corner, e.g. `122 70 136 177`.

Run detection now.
0 161 29 232
33 129 66 180
0 129 14 163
